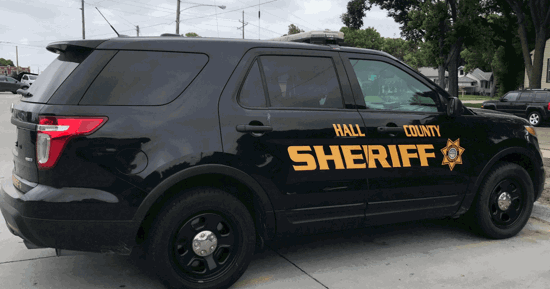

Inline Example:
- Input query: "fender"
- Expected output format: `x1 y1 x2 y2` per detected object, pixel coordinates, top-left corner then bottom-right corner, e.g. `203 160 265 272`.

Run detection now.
454 146 543 217
526 106 546 118
131 164 276 240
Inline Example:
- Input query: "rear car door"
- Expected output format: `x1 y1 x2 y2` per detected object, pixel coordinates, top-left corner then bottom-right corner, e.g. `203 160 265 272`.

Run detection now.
513 92 532 116
340 52 471 225
219 48 368 236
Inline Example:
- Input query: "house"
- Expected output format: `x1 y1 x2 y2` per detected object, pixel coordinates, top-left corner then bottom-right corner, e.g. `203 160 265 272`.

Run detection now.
459 66 493 96
418 66 493 95
524 37 550 89
418 67 448 89
0 66 30 77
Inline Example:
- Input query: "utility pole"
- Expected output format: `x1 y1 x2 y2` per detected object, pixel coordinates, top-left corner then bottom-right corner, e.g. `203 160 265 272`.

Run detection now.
176 0 181 35
16 46 19 75
258 0 260 39
238 11 248 39
136 25 140 36
81 0 85 39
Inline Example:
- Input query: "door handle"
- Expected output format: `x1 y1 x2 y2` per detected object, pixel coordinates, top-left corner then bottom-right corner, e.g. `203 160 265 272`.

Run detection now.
236 125 273 133
377 127 404 133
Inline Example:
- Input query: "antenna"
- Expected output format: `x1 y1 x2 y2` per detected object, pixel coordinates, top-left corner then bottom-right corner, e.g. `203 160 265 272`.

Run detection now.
95 7 120 37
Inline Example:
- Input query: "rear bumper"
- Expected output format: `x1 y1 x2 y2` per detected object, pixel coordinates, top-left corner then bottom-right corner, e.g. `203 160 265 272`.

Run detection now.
0 178 138 254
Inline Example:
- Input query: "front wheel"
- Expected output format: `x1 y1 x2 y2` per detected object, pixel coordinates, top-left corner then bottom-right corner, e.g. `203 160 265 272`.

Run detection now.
527 111 542 126
147 187 256 289
469 162 534 239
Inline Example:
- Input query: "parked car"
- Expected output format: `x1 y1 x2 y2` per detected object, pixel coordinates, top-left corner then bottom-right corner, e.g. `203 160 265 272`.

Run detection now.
482 89 550 126
0 31 544 289
0 75 29 94
20 74 37 86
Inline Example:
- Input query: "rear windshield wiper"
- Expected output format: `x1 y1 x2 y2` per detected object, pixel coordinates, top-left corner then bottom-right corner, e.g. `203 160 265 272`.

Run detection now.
16 89 33 97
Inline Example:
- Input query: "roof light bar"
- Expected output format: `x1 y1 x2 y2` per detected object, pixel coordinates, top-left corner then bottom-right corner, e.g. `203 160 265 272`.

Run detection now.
268 30 345 45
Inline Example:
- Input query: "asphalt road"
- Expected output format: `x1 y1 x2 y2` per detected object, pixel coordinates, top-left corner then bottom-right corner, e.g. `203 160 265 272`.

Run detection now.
1 91 550 289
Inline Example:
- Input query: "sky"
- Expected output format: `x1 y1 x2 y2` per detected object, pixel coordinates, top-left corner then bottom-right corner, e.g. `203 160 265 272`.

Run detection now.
0 0 401 74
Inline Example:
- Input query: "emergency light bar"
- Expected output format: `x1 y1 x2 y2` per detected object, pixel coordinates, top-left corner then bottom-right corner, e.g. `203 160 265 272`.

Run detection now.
268 30 345 45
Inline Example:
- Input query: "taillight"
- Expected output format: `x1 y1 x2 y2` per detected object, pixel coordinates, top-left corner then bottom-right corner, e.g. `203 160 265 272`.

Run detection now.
547 102 550 111
37 116 107 170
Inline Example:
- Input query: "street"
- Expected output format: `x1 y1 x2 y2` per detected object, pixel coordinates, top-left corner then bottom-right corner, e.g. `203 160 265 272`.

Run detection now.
1 91 550 289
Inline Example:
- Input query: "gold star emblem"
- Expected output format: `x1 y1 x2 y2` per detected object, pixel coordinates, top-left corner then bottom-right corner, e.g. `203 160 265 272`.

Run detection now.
441 139 465 171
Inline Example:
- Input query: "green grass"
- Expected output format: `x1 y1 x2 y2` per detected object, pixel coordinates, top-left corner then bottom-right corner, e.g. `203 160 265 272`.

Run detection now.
458 95 496 101
463 103 483 108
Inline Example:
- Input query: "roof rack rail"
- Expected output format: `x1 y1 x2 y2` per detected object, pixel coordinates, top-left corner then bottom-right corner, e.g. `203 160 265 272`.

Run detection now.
268 30 344 45
160 33 183 37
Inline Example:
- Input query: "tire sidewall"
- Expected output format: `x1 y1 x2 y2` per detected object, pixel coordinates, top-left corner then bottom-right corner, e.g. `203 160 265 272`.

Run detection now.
149 188 256 289
474 163 534 239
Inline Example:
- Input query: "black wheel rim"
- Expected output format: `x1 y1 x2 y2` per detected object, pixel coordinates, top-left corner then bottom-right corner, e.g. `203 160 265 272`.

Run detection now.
488 179 524 228
171 212 238 283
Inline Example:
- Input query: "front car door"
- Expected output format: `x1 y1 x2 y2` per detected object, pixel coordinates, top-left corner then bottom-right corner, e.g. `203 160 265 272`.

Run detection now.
340 52 472 225
219 48 369 236
496 92 519 113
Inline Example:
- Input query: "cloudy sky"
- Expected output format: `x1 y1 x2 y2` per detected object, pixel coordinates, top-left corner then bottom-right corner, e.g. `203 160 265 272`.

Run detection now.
0 0 401 73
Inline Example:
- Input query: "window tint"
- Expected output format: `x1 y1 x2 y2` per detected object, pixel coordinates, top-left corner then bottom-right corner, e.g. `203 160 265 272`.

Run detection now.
239 60 266 107
503 92 518 101
534 92 549 101
80 51 208 106
260 56 343 109
547 59 550 83
6 77 17 83
519 92 533 101
349 59 438 112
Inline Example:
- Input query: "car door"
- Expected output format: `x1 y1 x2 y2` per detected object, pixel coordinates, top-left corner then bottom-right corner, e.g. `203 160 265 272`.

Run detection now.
513 92 532 116
0 76 8 92
5 77 19 91
219 48 368 236
340 52 471 225
496 92 519 113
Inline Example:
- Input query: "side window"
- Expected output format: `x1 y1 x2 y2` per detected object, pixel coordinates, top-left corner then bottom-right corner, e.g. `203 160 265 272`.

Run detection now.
6 77 17 83
503 92 518 102
260 56 343 109
547 59 549 83
349 59 438 112
238 60 266 107
22 75 28 80
80 51 208 106
519 92 533 101
534 92 547 101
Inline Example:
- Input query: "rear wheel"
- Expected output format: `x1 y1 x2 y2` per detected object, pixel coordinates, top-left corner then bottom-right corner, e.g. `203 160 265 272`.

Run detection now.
469 162 533 239
147 187 255 289
527 111 542 126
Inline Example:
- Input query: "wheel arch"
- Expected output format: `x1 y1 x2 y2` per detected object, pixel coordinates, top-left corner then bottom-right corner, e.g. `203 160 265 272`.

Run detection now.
132 164 277 246
455 146 542 216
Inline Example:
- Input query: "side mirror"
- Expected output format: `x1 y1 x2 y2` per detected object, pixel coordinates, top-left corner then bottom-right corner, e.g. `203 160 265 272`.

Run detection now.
447 97 463 117
500 98 507 102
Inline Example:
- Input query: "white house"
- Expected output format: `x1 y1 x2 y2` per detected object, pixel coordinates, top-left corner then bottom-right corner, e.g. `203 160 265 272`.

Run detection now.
419 66 493 95
524 37 550 89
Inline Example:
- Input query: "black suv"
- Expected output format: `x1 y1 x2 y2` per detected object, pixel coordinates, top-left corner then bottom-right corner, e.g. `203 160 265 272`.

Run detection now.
0 32 545 289
482 89 550 126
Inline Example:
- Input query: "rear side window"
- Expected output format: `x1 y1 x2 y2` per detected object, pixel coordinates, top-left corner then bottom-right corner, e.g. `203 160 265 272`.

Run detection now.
534 92 549 101
519 92 533 101
260 56 343 109
80 51 208 106
25 49 89 103
238 60 267 107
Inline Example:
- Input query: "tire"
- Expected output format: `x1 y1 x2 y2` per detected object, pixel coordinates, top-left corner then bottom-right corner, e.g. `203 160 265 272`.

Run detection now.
147 187 256 289
527 111 542 126
469 162 534 239
11 91 17 94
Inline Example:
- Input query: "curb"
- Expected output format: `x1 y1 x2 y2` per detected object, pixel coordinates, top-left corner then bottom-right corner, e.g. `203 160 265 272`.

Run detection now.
532 202 550 223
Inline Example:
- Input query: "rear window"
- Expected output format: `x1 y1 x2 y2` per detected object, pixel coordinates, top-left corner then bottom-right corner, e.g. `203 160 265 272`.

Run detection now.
79 51 208 106
25 49 89 103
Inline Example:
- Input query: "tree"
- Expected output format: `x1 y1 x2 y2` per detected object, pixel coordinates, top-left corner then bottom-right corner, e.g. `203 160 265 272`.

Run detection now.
340 26 384 51
185 32 200 37
341 0 369 29
0 58 14 66
287 24 304 35
502 0 550 89
353 0 484 98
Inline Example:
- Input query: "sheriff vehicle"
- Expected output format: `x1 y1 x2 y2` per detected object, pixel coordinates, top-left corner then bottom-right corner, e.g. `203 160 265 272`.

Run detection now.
0 30 544 289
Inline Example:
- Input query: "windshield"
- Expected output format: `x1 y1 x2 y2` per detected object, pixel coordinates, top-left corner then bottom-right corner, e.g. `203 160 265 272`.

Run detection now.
25 49 89 103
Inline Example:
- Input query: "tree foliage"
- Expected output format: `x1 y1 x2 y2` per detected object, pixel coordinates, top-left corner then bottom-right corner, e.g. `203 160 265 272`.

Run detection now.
185 32 200 37
287 24 304 35
0 58 14 66
340 0 369 29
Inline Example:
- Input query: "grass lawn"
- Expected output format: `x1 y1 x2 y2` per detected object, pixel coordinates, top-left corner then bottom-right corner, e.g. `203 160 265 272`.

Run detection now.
458 94 497 101
463 103 483 109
